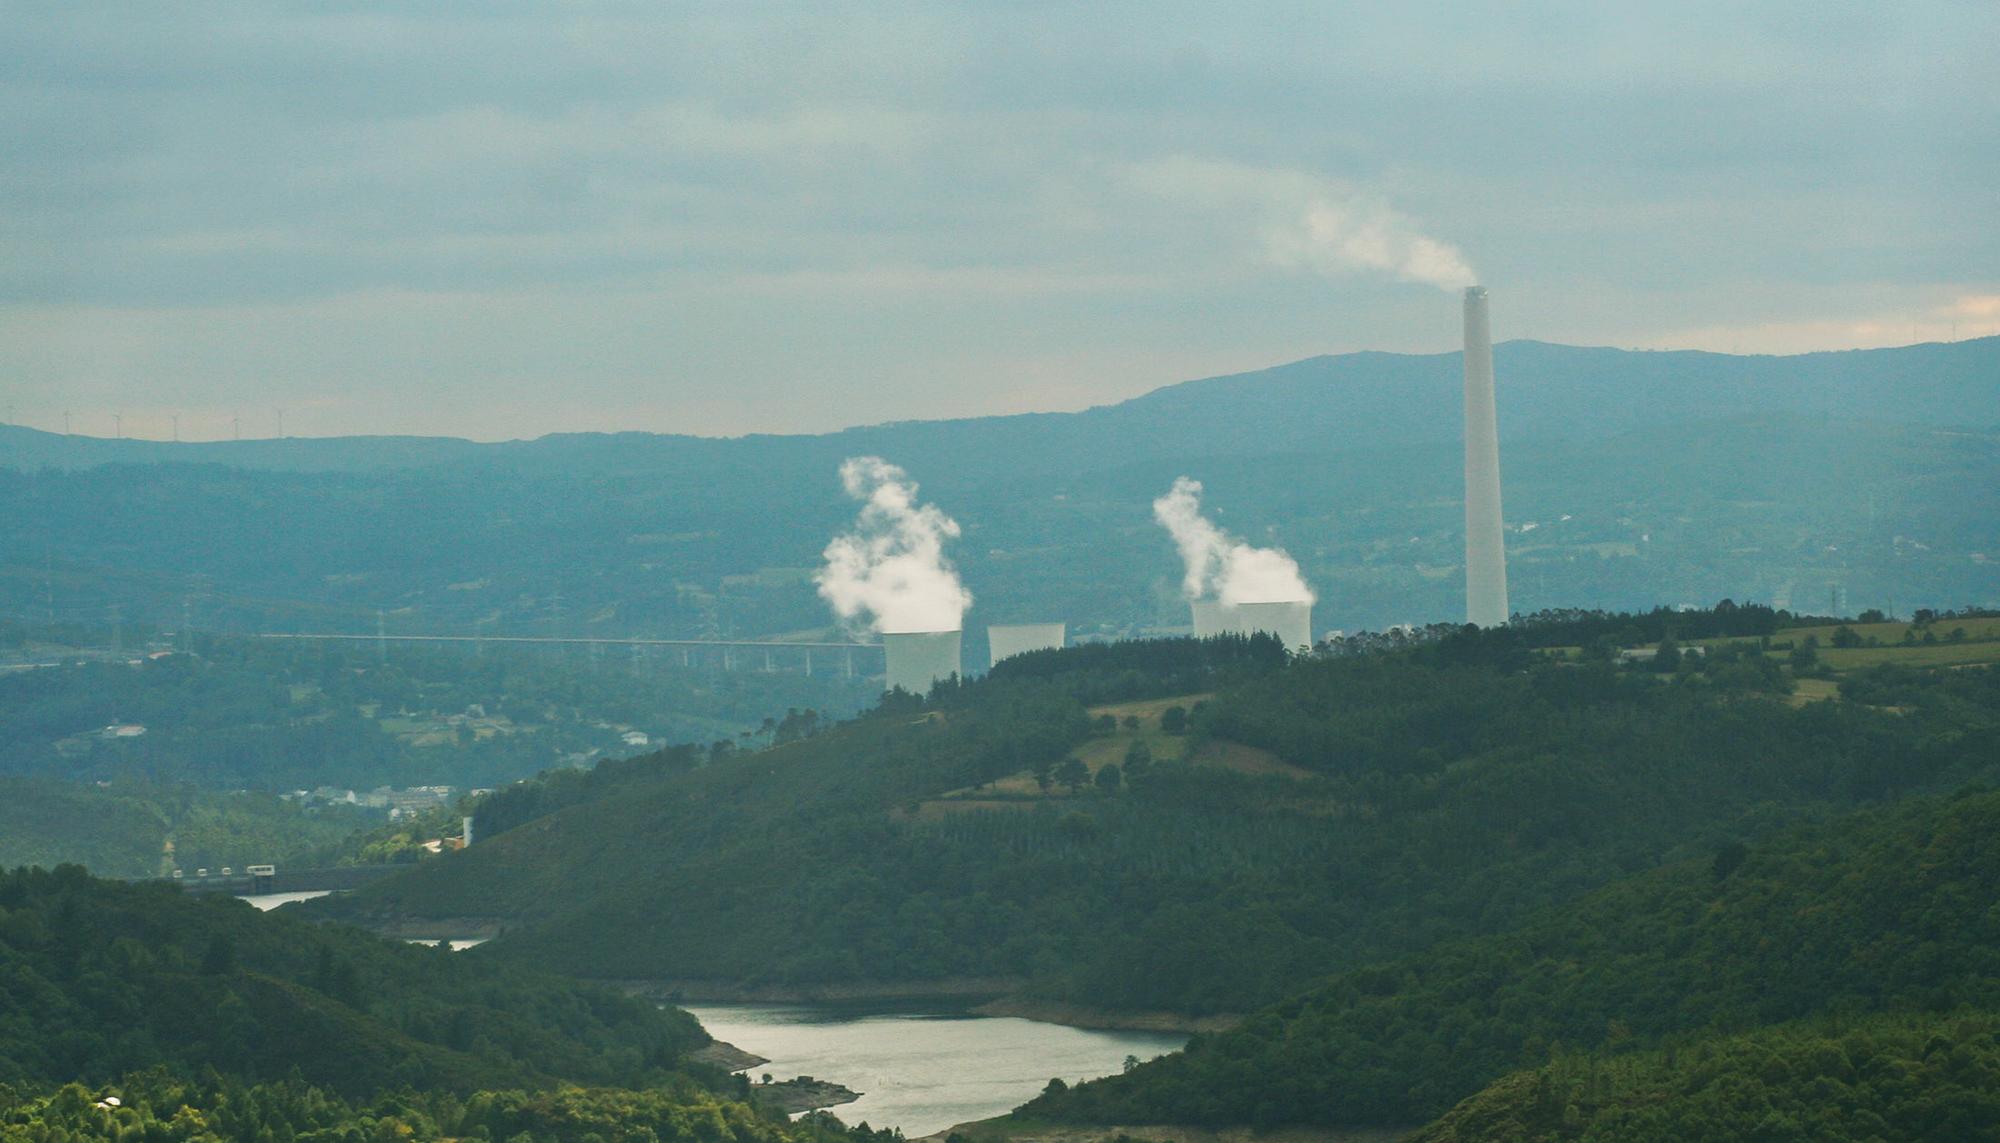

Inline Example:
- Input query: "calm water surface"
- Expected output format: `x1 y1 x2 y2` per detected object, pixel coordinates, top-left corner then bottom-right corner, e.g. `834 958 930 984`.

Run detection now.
243 890 333 910
685 1004 1184 1138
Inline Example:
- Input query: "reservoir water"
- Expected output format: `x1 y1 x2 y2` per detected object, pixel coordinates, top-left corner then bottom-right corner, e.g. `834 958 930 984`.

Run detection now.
685 1004 1185 1138
243 890 334 910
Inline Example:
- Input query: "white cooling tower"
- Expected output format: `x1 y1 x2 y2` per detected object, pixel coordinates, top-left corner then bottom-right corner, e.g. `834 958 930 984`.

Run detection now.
988 623 1065 668
1191 600 1231 638
1233 601 1313 654
1463 286 1510 627
884 630 962 695
1191 600 1313 654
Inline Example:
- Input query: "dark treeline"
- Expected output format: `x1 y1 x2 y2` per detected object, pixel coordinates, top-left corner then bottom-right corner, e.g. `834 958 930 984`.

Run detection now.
1505 600 1784 644
1319 599 2000 662
980 633 1290 700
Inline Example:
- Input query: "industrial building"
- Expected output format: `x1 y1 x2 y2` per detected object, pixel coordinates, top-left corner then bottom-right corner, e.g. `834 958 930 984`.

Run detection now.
884 630 961 694
1192 599 1313 654
988 623 1065 668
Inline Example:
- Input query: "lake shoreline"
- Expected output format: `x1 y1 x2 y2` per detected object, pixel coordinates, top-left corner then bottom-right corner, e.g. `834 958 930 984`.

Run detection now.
617 978 1235 1034
920 1119 1410 1143
969 997 1241 1035
614 976 1023 1007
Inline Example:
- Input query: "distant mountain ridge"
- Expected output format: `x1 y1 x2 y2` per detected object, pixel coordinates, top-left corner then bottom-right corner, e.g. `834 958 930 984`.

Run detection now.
5 337 1996 476
1 336 1994 639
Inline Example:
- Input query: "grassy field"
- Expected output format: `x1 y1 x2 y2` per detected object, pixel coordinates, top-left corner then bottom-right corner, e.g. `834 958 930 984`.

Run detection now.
915 629 1997 818
1787 677 1841 706
1667 615 2000 698
1547 616 1999 703
1776 615 2000 645
910 692 1317 819
1816 641 2000 670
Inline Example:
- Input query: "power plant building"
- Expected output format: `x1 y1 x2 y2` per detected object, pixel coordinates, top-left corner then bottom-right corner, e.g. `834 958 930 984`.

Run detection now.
1192 599 1313 654
1462 286 1510 627
988 623 1065 668
883 630 962 695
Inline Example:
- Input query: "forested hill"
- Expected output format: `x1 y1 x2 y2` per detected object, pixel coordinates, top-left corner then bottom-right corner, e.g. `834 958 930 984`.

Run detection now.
315 618 2000 1018
0 867 905 1143
0 866 704 1095
1018 781 2000 1133
1409 1010 2000 1142
4 338 1996 641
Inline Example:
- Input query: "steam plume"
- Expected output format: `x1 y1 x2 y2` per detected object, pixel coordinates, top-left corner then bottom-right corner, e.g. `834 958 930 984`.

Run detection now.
1126 158 1475 293
1152 477 1315 605
1270 196 1477 293
817 456 972 634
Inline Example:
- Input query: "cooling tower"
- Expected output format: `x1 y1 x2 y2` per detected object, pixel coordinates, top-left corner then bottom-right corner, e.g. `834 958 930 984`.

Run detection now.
884 630 961 695
1191 600 1230 638
1463 286 1510 627
988 623 1065 668
1233 601 1313 654
1191 600 1313 654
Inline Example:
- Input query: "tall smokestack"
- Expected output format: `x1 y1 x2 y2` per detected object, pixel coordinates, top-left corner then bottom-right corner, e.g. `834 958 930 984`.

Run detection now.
1463 286 1510 627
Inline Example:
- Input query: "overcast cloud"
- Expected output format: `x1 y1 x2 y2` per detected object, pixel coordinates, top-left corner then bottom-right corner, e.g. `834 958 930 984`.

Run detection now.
3 2 1995 440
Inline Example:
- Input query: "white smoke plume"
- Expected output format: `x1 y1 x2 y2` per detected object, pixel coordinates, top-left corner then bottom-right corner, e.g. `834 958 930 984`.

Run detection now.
1152 477 1315 605
1126 157 1475 293
1268 196 1477 293
816 456 972 634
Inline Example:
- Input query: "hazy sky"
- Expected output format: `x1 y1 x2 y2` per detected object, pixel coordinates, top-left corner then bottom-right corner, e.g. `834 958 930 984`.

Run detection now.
4 2 1995 441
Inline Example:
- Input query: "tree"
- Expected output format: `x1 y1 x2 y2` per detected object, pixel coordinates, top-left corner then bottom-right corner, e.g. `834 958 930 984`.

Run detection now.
1788 639 1819 675
1032 760 1056 793
1053 757 1090 792
1160 706 1188 735
201 932 236 975
1711 840 1748 881
1095 764 1122 793
1652 634 1681 673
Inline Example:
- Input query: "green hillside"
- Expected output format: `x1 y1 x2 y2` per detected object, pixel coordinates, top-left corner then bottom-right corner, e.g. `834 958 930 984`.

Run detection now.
0 870 909 1143
0 866 704 1095
315 615 2000 1017
1410 1010 2000 1142
0 776 379 878
1017 780 2000 1131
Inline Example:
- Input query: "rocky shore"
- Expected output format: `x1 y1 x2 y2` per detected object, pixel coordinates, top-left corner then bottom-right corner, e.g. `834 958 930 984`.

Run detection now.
749 1076 863 1114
